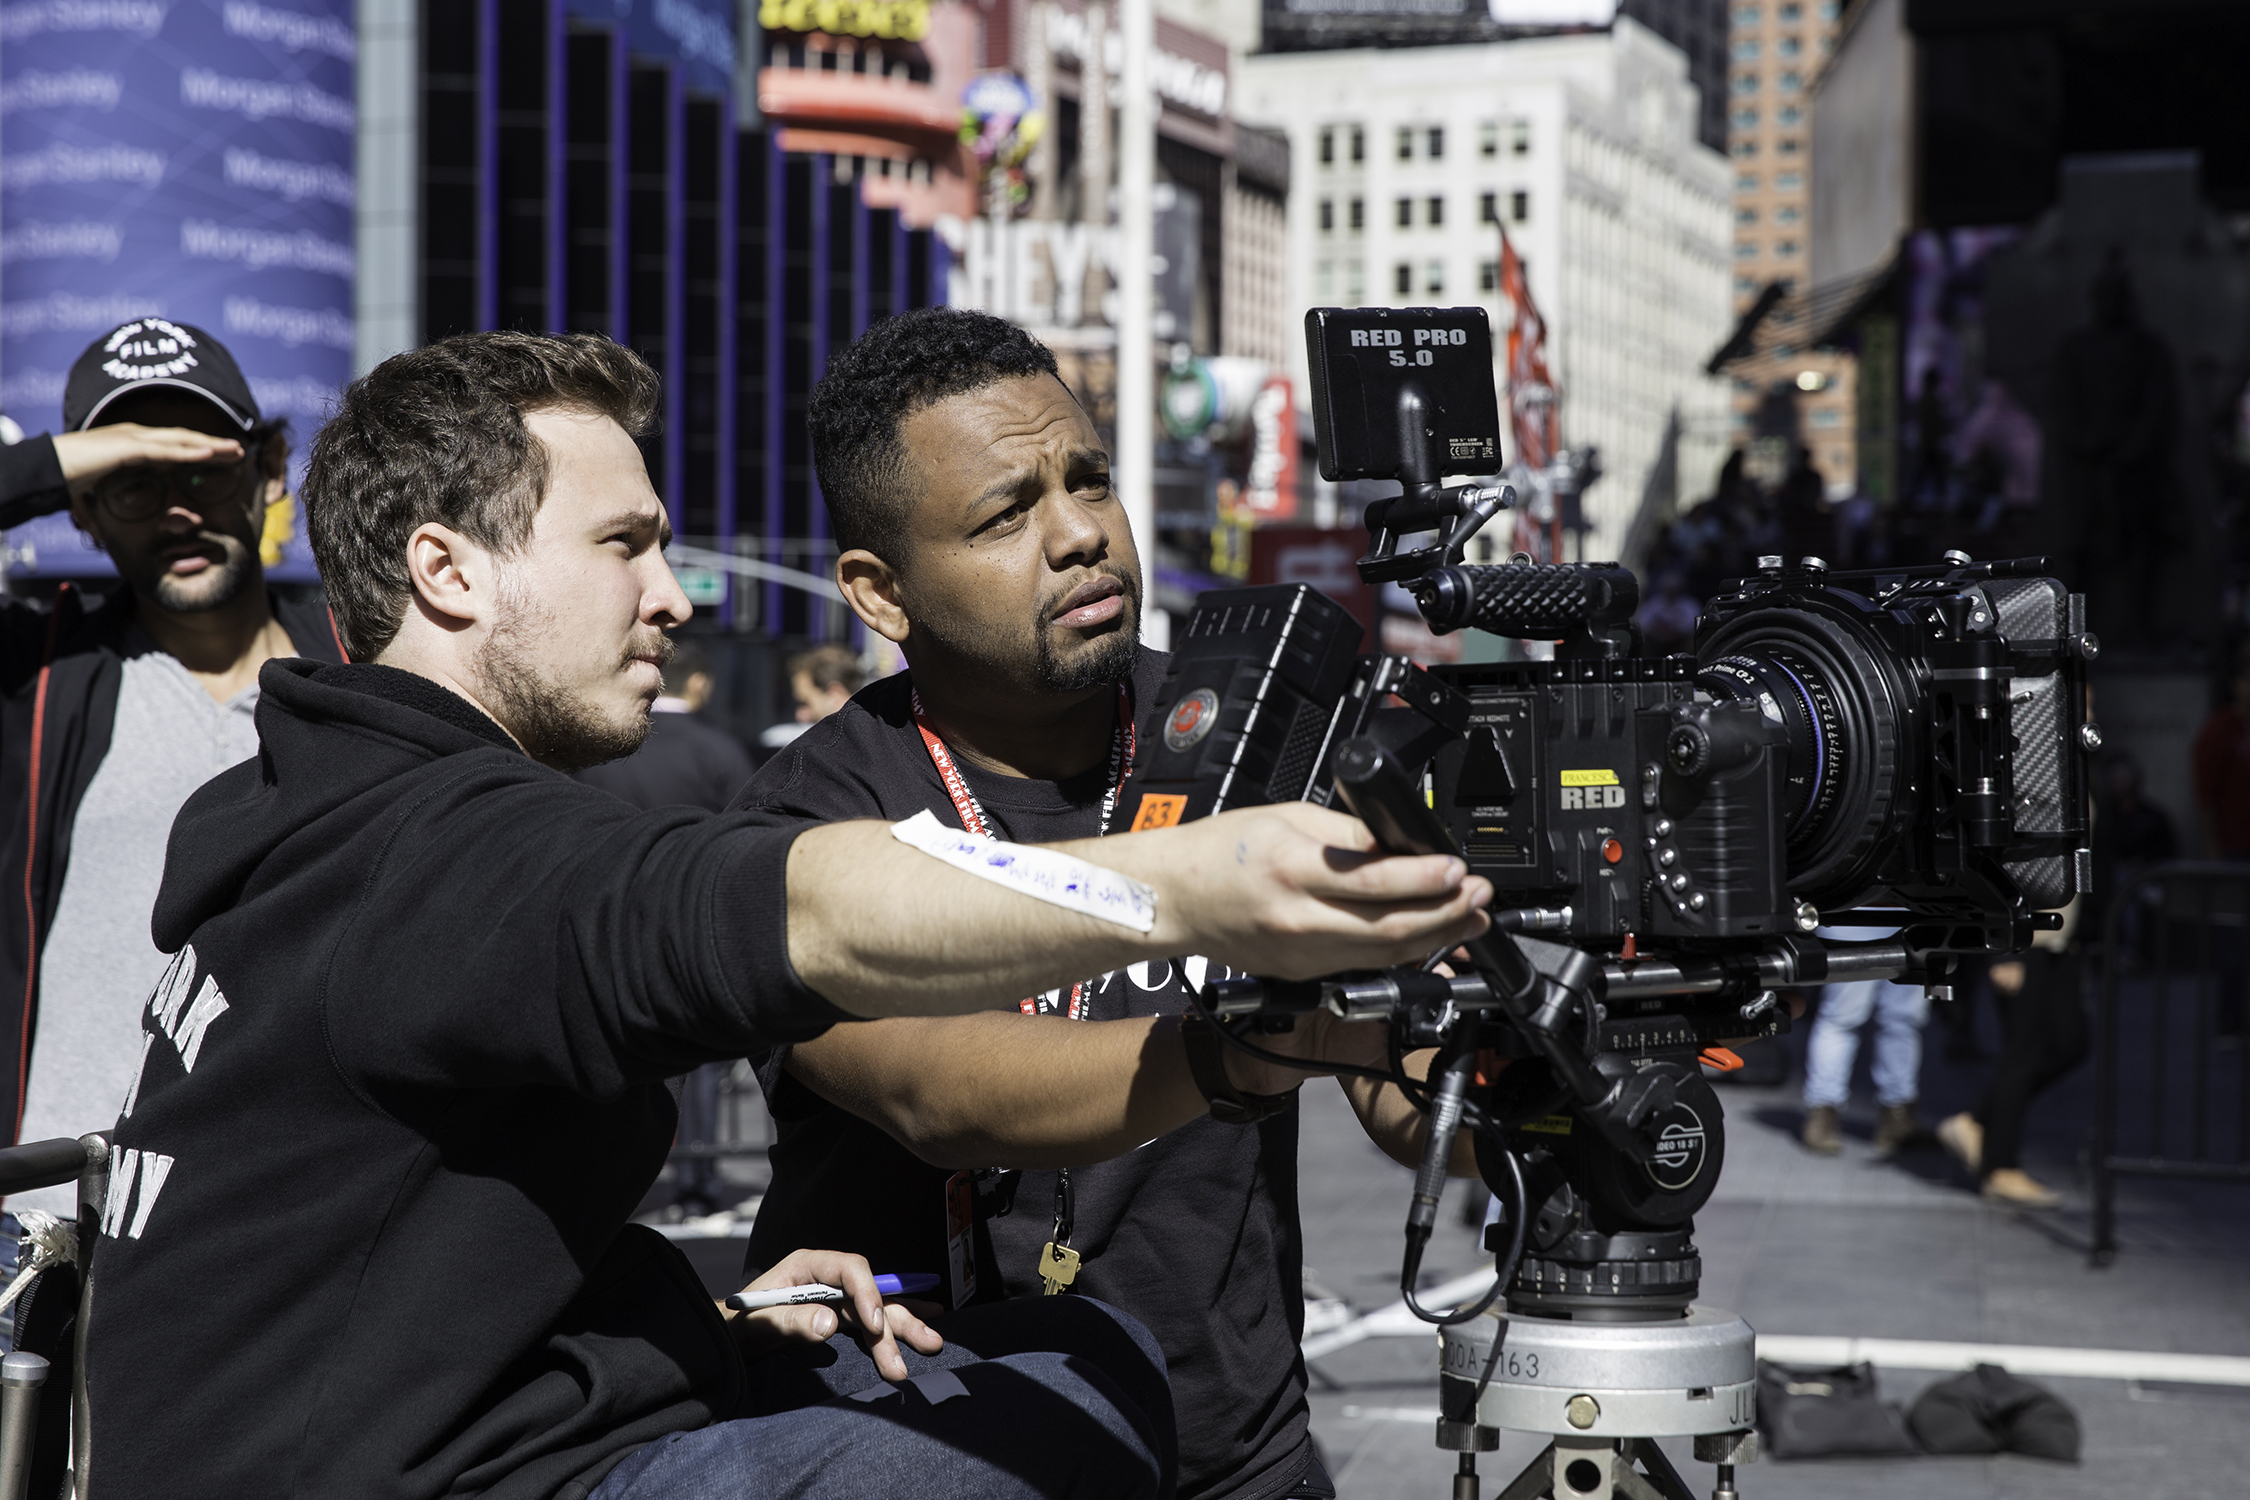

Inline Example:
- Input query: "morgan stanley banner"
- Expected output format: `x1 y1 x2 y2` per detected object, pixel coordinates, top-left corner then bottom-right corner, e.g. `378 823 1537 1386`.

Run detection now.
0 0 352 580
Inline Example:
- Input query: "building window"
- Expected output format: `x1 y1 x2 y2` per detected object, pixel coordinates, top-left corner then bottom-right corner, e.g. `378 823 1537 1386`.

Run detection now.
1732 3 1759 20
1774 204 1799 224
1480 260 1499 292
1776 170 1802 190
1778 137 1802 153
1427 194 1445 227
1396 127 1414 162
1426 260 1445 295
1736 172 1759 191
1395 196 1413 228
1818 0 1838 16
1732 73 1759 95
1427 125 1445 159
1510 189 1528 222
1778 70 1801 91
1349 196 1365 230
1777 104 1802 126
1775 239 1799 256
1319 128 1334 166
1732 38 1759 60
1735 242 1757 258
1511 119 1530 155
1779 0 1800 17
1480 191 1498 224
1350 126 1365 163
1315 261 1334 299
1479 121 1498 157
1318 199 1334 231
1735 206 1759 224
1812 407 1841 427
1732 107 1758 129
1733 139 1758 157
1395 262 1413 297
1778 34 1802 56
1734 273 1756 292
1347 261 1365 300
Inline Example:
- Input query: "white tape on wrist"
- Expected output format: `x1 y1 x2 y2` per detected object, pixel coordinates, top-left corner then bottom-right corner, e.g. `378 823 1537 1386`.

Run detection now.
890 809 1158 933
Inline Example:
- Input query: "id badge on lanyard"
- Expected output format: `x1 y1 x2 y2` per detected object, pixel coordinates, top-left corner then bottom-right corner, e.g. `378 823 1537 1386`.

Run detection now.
915 680 1134 1297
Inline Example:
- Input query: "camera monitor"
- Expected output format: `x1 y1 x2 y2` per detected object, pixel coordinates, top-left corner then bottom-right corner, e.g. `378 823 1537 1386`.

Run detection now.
1305 307 1502 483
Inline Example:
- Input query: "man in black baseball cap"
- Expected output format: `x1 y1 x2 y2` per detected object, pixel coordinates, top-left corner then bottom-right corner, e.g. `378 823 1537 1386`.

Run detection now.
0 317 343 1251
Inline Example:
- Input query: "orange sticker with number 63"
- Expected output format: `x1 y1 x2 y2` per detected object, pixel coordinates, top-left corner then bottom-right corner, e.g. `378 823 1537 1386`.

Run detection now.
1129 793 1188 831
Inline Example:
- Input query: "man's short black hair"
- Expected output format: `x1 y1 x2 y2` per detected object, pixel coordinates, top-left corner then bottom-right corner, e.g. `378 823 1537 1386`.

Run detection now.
809 307 1060 562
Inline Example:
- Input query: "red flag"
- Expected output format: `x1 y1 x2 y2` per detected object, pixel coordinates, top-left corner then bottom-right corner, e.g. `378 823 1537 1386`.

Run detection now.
1499 225 1562 560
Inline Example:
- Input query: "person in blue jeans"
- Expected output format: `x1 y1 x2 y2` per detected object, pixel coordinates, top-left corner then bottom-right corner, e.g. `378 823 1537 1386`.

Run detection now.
1801 928 1931 1157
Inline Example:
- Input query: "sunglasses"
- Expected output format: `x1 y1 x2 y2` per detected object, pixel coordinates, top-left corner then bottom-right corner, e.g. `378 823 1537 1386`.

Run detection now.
90 459 260 524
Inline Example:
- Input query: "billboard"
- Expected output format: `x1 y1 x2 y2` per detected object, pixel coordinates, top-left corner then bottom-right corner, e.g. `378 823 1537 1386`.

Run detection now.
568 0 738 96
0 0 356 580
1261 0 1501 52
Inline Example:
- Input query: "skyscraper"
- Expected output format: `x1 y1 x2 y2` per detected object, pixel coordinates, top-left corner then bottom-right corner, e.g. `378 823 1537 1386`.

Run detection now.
1726 0 1852 489
1617 0 1731 152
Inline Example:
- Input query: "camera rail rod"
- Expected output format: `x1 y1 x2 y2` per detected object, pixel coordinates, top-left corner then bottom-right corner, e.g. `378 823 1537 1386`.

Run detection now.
1203 940 1913 1022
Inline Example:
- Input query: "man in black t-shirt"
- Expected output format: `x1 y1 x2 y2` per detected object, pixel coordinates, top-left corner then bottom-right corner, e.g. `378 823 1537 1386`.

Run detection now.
738 309 1473 1500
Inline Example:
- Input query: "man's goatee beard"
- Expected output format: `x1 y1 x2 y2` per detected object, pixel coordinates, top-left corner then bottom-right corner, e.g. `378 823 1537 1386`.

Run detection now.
1035 621 1139 694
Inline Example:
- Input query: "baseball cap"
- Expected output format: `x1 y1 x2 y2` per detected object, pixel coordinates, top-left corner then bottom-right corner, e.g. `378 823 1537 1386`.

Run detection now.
63 318 260 433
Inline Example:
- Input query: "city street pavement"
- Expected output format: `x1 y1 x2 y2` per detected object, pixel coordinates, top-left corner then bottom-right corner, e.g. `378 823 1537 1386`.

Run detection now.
1296 1010 2250 1500
656 997 2250 1499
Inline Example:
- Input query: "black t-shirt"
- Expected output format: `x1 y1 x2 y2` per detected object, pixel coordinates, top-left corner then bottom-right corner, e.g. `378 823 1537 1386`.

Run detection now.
733 652 1315 1500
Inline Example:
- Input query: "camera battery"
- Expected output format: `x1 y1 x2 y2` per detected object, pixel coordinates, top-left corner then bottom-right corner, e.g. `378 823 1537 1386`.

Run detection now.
1119 584 1364 830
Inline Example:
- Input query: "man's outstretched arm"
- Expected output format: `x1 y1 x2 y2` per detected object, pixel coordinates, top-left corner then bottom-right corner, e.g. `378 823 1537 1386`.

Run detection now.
780 1005 1377 1170
785 800 1493 1020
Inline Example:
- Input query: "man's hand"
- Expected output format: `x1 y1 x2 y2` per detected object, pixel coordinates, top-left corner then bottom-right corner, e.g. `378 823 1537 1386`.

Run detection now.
54 424 245 493
1218 1007 1391 1096
720 1248 943 1382
1090 802 1494 982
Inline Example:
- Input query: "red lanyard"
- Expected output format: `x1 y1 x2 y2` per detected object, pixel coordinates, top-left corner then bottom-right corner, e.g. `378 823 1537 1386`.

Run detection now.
911 681 1136 1019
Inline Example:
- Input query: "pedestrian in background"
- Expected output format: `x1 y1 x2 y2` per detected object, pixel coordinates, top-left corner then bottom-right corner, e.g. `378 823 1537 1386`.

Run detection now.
789 641 867 723
1800 926 1930 1158
1938 903 2087 1207
2190 649 2250 1039
1 320 344 1234
758 641 870 753
575 638 756 1220
574 638 753 814
2191 642 2250 859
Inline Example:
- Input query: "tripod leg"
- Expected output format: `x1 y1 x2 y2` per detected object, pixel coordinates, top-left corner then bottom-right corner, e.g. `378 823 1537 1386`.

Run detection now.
1492 1441 1557 1500
1618 1439 1697 1500
1611 1463 1668 1500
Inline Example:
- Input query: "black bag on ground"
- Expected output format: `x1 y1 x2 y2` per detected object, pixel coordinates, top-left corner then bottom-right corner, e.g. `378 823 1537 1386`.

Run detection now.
1905 1363 2081 1461
1755 1359 1918 1458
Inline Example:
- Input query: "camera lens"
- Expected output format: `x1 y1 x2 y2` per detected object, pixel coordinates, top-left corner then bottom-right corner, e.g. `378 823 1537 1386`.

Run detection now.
1693 609 1908 908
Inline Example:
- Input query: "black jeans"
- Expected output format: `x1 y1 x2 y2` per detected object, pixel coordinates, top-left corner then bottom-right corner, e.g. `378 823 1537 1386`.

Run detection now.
597 1297 1179 1500
1974 950 2090 1173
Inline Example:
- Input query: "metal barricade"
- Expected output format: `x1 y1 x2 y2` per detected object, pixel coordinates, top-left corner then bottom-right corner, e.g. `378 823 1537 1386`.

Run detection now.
2092 862 2250 1265
0 1133 109 1500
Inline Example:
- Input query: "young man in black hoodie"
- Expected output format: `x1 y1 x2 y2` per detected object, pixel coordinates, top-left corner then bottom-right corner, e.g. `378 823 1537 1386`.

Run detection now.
84 331 1494 1500
0 319 345 1225
737 308 1474 1500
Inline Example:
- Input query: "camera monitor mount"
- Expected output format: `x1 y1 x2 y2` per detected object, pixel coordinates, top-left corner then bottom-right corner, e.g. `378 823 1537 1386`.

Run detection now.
1305 306 1514 584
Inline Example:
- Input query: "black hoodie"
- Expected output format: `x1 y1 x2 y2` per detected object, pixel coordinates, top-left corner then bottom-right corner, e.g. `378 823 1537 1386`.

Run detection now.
85 659 847 1499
